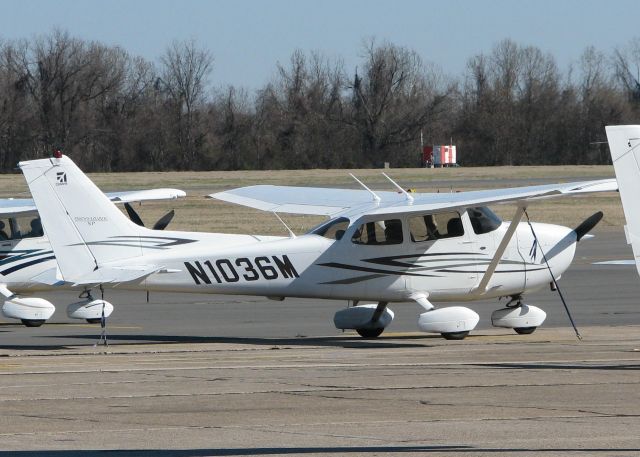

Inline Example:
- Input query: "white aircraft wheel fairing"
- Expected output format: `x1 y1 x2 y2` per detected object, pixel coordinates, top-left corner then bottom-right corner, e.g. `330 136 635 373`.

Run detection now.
418 306 479 336
67 299 114 320
334 304 394 332
2 297 55 326
491 304 546 332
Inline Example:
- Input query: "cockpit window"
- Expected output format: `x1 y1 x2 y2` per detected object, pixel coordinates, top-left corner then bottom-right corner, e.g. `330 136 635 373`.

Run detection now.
352 219 403 245
0 216 44 241
468 207 502 234
311 217 350 240
409 212 463 242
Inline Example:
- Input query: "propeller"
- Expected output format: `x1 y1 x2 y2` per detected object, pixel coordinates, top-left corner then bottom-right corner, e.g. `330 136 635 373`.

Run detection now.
574 211 603 242
124 203 175 231
152 210 175 230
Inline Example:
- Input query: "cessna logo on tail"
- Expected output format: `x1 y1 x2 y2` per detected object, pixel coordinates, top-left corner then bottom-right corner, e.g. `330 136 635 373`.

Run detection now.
56 172 67 185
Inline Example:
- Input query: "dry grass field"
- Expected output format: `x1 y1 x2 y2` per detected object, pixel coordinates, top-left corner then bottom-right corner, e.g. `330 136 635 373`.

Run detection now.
0 165 623 235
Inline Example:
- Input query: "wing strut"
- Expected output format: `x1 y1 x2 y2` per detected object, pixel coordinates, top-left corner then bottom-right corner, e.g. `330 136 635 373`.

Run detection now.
474 204 527 295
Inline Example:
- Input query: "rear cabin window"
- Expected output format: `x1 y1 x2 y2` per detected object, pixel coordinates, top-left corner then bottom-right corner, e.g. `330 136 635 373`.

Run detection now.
468 207 502 234
408 212 464 242
0 216 44 241
351 219 403 245
311 217 350 240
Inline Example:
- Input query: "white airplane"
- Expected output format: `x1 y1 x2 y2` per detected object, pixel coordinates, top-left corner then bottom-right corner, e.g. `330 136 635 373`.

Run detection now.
0 186 185 327
18 151 617 339
604 125 640 277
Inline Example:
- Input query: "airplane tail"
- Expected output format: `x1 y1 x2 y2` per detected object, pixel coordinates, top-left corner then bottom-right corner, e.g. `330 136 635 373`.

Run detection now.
19 155 151 283
605 125 640 276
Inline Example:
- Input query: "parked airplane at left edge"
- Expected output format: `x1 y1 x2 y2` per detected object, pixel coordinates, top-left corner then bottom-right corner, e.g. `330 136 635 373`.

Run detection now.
0 177 185 327
20 153 617 340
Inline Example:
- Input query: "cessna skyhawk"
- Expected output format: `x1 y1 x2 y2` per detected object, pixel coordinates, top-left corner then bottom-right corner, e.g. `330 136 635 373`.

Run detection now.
0 186 185 326
19 152 616 339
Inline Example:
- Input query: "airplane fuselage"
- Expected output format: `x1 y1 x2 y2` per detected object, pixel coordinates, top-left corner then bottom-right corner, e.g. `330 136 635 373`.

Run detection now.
132 218 575 304
1 217 576 305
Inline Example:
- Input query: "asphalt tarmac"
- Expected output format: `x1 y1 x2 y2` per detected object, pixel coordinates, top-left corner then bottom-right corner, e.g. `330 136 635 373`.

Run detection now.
0 227 639 455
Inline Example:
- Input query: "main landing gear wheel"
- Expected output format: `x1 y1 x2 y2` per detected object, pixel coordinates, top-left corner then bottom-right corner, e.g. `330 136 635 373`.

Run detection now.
514 326 537 335
441 331 469 340
356 328 384 338
86 318 102 324
21 319 45 327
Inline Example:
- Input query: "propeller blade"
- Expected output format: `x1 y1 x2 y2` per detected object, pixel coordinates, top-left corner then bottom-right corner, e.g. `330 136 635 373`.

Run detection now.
152 210 175 230
574 211 603 242
124 203 145 227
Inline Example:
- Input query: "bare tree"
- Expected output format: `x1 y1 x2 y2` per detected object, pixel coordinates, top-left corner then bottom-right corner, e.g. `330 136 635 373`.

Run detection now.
160 39 213 169
347 39 450 167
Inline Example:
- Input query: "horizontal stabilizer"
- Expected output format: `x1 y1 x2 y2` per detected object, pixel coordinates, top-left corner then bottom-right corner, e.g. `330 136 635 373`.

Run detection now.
29 267 66 286
106 188 186 202
70 265 168 286
0 188 186 218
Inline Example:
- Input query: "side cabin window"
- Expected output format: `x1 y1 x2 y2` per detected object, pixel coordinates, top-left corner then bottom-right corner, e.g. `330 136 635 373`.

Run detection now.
408 212 463 242
351 219 403 245
468 207 502 235
0 216 44 241
311 217 350 240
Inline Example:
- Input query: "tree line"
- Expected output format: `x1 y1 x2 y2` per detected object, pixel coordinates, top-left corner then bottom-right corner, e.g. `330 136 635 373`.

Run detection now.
0 30 638 172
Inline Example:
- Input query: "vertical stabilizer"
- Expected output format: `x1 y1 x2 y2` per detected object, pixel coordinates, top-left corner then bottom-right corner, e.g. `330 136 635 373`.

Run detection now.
19 155 148 282
606 125 640 277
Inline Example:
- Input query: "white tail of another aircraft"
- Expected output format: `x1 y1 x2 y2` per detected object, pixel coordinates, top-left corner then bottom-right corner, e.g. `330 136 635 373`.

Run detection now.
19 155 149 283
606 125 640 277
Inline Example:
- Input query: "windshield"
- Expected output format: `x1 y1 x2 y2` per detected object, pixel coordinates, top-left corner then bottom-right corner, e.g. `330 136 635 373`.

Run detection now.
310 217 350 240
468 207 502 234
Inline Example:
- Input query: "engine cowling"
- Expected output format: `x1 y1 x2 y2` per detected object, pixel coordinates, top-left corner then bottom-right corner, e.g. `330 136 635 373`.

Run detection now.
418 306 479 334
67 299 114 321
334 304 394 331
2 297 55 325
491 304 546 329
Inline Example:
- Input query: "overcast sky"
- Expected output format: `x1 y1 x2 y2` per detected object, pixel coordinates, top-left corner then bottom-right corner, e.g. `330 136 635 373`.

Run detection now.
1 0 638 90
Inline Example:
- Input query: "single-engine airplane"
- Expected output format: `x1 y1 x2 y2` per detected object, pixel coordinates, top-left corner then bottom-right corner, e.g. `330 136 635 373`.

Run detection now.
19 152 617 339
0 186 185 326
603 125 640 277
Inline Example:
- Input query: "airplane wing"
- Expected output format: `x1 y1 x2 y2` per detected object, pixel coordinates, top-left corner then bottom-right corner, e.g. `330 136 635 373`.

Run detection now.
210 185 413 216
0 188 186 217
210 178 618 218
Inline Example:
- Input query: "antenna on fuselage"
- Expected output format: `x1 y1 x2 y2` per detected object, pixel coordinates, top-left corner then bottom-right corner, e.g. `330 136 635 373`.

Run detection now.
382 172 414 203
273 211 296 238
349 173 381 203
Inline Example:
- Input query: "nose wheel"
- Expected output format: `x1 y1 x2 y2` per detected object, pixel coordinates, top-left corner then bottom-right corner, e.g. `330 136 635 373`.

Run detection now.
441 331 470 340
492 295 547 335
356 327 385 338
514 327 537 335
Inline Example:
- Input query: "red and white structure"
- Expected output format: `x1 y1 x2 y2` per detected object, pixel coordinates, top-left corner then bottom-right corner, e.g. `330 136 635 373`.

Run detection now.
422 145 457 167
